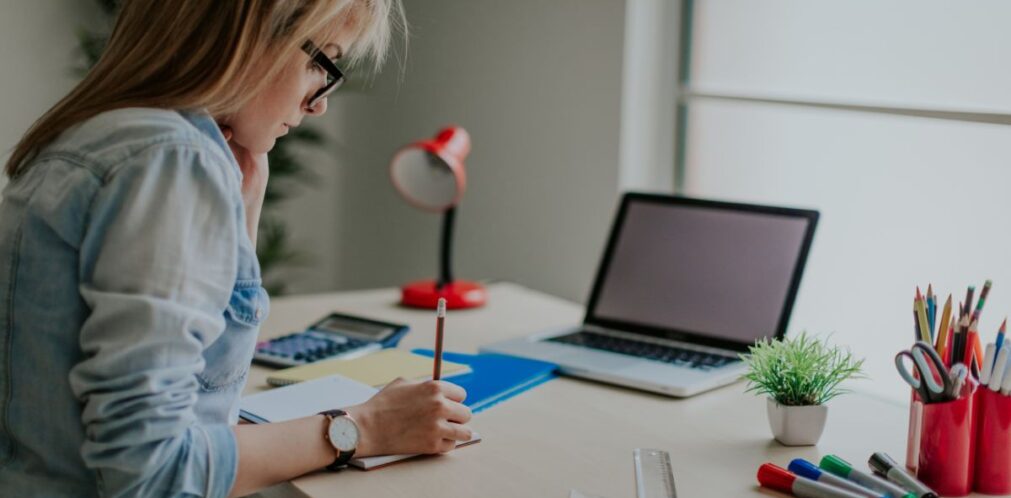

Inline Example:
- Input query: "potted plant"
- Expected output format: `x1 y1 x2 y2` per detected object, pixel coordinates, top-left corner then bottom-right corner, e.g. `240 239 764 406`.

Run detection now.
741 332 864 446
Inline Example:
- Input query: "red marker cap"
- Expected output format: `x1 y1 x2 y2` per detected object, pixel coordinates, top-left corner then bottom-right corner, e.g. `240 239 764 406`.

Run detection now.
757 463 796 493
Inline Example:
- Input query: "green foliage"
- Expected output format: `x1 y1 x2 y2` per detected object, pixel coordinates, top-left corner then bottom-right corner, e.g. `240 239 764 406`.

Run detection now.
741 332 865 406
76 0 321 295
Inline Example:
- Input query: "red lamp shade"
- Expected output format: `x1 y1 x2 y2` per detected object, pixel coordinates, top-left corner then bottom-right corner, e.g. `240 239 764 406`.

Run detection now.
390 127 470 212
389 126 487 310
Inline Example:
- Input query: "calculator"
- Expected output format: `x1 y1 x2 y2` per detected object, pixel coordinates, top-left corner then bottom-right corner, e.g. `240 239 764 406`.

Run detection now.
253 312 410 368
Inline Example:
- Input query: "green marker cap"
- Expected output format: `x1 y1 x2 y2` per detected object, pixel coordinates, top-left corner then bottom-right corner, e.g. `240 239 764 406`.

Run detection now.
819 454 853 478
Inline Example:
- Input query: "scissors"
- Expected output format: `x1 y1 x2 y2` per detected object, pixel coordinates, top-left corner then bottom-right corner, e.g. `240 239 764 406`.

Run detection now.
895 341 953 403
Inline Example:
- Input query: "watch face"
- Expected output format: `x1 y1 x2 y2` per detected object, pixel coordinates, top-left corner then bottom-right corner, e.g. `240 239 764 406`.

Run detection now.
328 416 359 452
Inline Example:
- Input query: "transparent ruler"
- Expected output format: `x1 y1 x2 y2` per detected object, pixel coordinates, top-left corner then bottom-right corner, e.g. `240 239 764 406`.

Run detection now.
633 448 677 498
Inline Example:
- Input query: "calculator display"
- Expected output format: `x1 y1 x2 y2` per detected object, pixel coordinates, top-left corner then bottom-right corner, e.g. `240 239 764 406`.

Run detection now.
312 315 396 340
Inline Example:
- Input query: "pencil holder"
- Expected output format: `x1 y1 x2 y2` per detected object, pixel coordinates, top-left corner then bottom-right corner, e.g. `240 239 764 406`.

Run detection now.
913 385 979 497
974 387 1011 495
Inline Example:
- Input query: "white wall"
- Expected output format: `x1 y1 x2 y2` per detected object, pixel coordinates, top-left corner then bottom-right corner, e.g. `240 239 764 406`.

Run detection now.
686 0 1011 400
327 0 628 302
0 0 102 193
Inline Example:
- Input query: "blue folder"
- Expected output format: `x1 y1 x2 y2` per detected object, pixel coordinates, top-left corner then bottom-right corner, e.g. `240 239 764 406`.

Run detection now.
412 349 558 413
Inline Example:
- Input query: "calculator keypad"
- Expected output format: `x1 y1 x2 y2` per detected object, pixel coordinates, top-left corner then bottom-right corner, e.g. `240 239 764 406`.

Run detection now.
254 331 378 367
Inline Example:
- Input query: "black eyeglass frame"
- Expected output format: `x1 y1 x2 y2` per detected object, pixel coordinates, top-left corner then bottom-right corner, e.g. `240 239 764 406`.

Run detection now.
301 40 345 108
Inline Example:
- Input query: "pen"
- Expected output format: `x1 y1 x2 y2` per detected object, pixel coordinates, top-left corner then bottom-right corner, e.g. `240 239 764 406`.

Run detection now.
759 463 865 498
820 455 914 498
949 363 969 398
869 452 937 498
433 298 446 381
964 286 975 319
789 459 886 498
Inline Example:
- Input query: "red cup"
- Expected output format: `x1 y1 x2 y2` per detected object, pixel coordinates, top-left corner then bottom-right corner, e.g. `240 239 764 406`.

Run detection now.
914 385 979 497
974 387 1011 494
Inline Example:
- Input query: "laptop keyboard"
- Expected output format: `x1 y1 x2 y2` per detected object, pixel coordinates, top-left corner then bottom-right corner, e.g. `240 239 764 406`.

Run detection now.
547 330 741 370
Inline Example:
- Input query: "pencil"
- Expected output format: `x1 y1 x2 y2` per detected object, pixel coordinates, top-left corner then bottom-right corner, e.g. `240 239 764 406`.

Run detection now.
972 279 993 323
943 317 955 367
968 319 981 378
916 294 931 344
935 295 953 355
913 298 922 342
957 315 971 366
433 298 446 381
996 318 1007 358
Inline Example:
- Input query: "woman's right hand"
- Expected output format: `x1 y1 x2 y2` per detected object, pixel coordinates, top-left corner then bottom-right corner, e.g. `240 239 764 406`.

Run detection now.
344 378 473 457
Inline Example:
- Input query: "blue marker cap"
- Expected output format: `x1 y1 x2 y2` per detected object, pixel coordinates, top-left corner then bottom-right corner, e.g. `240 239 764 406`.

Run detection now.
788 459 823 480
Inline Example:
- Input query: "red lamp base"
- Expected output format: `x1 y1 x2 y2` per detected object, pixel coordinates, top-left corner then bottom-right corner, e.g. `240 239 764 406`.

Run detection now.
400 280 487 309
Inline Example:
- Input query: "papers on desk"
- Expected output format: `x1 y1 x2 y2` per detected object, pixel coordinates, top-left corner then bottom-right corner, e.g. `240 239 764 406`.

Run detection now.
266 349 472 387
238 374 481 470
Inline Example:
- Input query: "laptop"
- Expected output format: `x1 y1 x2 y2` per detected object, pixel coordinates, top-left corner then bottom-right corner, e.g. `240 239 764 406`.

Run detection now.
481 193 819 397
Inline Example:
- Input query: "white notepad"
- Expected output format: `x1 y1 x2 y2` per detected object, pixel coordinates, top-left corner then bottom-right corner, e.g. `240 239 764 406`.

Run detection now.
238 374 480 470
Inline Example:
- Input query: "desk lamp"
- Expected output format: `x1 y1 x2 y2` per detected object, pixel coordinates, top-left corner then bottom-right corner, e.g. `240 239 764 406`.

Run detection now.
389 126 487 309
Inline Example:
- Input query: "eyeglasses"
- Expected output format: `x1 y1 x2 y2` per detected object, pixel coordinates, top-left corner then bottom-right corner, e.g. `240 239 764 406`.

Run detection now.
301 40 345 108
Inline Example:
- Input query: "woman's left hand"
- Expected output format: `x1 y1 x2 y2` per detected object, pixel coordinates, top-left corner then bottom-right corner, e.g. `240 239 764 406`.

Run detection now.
218 125 269 246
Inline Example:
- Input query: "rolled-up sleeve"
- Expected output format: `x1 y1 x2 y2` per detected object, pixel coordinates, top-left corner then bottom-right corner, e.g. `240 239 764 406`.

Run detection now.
69 143 241 497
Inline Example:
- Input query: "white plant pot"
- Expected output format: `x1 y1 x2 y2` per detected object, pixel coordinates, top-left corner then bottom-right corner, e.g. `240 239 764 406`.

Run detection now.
766 398 828 446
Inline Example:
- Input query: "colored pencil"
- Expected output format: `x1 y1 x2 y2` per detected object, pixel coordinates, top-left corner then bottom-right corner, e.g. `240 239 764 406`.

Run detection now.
996 318 1007 360
935 295 953 356
927 284 936 339
915 293 932 344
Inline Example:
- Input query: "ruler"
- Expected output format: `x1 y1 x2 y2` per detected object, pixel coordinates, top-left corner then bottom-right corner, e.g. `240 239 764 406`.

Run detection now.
633 448 677 498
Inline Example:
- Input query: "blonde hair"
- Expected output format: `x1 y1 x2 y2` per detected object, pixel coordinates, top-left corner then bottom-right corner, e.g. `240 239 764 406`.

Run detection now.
5 0 405 178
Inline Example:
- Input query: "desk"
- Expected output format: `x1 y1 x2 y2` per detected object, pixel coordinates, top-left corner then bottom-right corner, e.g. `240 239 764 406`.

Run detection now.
247 282 937 498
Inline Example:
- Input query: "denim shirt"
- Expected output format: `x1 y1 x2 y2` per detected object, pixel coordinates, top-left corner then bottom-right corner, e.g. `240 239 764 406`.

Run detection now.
0 108 269 497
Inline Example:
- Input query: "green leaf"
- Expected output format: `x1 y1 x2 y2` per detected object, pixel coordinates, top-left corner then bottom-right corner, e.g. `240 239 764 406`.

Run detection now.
740 332 865 406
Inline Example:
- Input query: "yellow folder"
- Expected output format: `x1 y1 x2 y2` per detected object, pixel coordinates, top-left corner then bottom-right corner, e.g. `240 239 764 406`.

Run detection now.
266 349 471 387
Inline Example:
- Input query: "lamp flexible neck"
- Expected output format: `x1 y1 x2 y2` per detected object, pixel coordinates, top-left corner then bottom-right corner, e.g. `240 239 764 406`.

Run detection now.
437 207 456 289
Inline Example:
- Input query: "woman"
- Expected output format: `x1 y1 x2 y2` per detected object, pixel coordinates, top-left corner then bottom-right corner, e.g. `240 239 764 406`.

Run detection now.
0 1 473 497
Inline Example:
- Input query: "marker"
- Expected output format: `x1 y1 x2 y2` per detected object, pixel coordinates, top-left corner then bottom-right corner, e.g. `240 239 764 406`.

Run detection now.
971 279 992 323
1000 358 1011 396
758 463 865 498
989 346 1009 392
981 343 997 385
869 452 937 498
820 455 915 498
789 459 886 498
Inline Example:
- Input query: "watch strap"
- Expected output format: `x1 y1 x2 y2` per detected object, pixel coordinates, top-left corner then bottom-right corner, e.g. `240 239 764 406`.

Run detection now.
319 409 356 470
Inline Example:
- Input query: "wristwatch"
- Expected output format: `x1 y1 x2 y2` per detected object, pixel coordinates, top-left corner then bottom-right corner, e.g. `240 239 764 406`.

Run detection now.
319 409 359 470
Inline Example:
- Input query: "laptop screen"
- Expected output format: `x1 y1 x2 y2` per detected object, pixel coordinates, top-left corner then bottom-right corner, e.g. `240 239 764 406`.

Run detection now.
586 195 818 351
